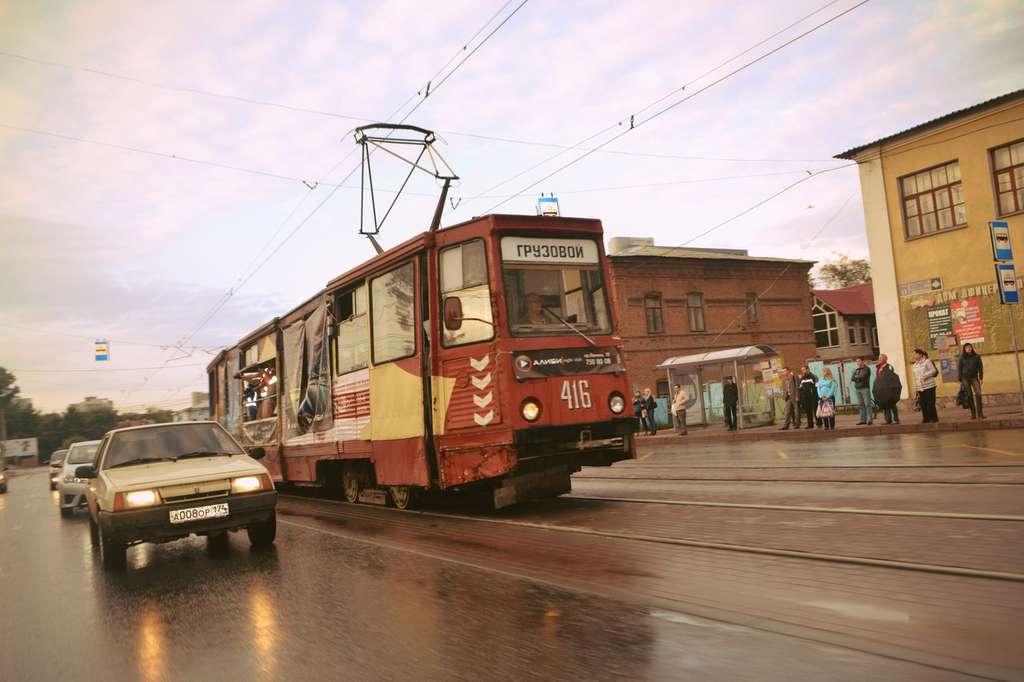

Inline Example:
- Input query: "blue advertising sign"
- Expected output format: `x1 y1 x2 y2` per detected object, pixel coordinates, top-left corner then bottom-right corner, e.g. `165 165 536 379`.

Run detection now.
990 220 1013 261
996 263 1019 304
95 339 109 361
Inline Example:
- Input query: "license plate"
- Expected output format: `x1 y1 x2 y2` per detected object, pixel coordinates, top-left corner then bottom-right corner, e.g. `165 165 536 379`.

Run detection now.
169 503 229 524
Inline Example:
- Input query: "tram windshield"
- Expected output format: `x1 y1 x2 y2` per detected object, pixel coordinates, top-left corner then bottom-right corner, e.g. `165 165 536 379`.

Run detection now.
500 236 611 337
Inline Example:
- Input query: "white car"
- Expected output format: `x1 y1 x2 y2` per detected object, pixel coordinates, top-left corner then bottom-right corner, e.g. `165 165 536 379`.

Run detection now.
49 449 68 490
77 421 277 569
58 440 101 517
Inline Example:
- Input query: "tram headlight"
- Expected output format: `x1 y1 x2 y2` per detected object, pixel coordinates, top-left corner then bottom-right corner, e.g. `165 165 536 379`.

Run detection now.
609 393 626 414
521 398 542 422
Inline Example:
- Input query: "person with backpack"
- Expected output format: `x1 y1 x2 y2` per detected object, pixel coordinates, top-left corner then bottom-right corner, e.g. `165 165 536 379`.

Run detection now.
958 343 985 419
873 354 902 424
797 366 819 429
851 357 873 425
912 348 939 423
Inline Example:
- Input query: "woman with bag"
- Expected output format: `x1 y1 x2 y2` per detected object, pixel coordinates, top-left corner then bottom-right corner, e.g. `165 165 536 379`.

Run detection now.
958 343 985 419
912 348 939 423
873 354 902 424
816 368 838 430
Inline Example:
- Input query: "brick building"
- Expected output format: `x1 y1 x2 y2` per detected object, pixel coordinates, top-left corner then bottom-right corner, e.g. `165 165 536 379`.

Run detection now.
607 237 816 395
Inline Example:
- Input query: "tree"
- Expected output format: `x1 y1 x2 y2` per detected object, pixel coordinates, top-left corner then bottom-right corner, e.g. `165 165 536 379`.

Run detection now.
817 253 871 289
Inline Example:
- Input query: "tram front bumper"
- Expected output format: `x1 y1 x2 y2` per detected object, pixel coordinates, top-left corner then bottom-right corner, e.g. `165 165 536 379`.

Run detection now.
513 418 636 466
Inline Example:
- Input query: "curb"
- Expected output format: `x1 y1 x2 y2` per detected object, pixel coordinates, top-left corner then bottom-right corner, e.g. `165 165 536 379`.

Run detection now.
644 418 1024 445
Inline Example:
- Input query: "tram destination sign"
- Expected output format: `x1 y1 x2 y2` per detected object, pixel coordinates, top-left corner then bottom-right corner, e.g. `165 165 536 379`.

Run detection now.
501 236 599 264
512 347 624 379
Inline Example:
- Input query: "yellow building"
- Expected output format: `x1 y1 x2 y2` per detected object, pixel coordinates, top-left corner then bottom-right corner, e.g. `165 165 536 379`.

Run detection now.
837 90 1024 405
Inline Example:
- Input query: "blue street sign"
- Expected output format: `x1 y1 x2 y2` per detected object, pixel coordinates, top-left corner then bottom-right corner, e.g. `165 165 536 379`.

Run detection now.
996 263 1019 304
990 220 1013 261
95 339 109 361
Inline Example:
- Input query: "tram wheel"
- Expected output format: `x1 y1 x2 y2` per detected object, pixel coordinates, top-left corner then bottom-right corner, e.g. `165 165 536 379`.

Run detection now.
342 468 361 504
388 486 417 510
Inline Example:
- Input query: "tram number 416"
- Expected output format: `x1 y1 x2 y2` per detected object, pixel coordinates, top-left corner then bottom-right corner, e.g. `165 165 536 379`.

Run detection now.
560 379 592 410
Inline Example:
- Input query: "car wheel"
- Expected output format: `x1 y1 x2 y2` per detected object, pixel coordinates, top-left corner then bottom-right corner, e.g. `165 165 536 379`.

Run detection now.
247 511 277 547
342 468 361 504
59 506 73 519
89 516 100 546
0 484 6 494
207 531 230 553
50 482 57 491
100 530 127 569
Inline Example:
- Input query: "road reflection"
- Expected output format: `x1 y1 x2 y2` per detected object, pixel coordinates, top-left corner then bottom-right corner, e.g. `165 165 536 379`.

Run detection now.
136 603 166 682
249 580 277 677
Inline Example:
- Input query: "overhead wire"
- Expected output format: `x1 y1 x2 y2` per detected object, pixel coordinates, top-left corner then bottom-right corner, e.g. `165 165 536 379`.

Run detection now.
454 0 855 209
477 0 871 215
120 0 530 402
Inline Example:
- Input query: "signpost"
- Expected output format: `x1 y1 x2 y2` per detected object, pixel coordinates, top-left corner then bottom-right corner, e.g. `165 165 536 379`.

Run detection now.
990 220 1024 415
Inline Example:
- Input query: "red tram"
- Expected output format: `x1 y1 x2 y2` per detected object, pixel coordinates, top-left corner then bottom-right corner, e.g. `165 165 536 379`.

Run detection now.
206 214 636 508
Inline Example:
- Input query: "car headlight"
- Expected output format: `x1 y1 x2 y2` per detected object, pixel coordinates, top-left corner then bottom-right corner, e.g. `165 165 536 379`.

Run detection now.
521 398 541 422
231 475 267 494
609 393 626 414
0 473 5 482
119 489 161 509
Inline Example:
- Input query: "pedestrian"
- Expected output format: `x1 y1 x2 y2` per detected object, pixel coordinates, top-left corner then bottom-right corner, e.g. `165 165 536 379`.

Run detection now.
671 383 688 435
632 391 645 434
816 368 838 430
958 342 985 419
797 365 819 429
851 357 874 425
722 376 739 430
641 387 658 436
873 354 902 424
779 368 801 430
912 348 939 423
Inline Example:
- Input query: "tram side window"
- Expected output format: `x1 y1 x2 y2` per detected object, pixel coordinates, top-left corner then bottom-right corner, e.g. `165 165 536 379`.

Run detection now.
335 285 368 374
240 340 278 422
371 262 416 363
440 239 494 347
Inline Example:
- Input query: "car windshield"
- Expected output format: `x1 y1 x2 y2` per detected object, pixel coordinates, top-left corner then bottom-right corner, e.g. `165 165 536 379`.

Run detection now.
500 237 611 337
102 423 244 470
66 443 100 465
51 452 67 465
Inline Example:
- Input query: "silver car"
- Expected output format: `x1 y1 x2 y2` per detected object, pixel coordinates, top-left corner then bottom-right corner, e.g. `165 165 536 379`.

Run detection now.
59 440 101 518
49 449 68 491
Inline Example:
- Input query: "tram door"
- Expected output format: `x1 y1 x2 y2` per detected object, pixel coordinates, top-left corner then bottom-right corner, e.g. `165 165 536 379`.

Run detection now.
364 257 431 487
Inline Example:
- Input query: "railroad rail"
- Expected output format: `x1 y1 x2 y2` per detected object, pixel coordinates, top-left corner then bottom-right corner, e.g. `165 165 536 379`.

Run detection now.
278 493 1024 583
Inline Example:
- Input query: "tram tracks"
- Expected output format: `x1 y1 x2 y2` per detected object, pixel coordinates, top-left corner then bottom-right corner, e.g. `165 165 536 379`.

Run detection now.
278 492 1024 582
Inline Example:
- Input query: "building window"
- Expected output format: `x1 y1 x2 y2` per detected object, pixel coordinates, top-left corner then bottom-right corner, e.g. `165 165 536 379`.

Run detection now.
993 140 1024 216
899 160 965 238
871 326 878 347
812 301 839 348
687 292 706 332
859 325 868 344
644 293 664 333
656 379 669 398
848 325 857 344
746 292 758 324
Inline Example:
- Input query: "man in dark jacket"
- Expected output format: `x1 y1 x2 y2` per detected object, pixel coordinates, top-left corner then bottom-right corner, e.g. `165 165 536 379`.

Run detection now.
958 343 985 419
797 366 818 429
873 354 902 424
851 358 873 425
723 376 739 430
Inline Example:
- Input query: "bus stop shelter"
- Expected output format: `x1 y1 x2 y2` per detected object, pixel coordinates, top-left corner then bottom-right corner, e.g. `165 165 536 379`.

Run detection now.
657 345 781 430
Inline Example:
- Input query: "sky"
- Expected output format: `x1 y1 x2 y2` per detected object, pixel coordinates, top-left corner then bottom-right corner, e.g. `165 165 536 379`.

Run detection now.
1 0 1022 413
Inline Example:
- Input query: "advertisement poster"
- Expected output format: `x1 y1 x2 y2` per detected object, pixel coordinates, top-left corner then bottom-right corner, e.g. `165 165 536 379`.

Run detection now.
926 304 952 347
950 297 985 343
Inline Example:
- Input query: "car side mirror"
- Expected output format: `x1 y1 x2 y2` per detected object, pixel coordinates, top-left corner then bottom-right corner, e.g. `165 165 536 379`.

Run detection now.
249 447 267 460
443 296 463 330
75 464 98 479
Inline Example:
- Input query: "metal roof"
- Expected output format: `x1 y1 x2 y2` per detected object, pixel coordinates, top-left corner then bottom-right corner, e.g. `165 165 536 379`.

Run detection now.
609 244 813 265
835 89 1024 160
657 345 778 369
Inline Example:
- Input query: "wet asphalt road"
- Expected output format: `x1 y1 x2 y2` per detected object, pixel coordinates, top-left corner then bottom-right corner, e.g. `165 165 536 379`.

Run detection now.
3 430 1023 681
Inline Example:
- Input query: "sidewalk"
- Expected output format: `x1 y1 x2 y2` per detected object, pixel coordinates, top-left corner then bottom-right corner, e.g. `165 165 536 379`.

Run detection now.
649 402 1024 444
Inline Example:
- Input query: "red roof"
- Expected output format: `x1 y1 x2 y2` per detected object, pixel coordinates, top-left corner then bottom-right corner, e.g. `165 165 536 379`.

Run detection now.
813 283 874 315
